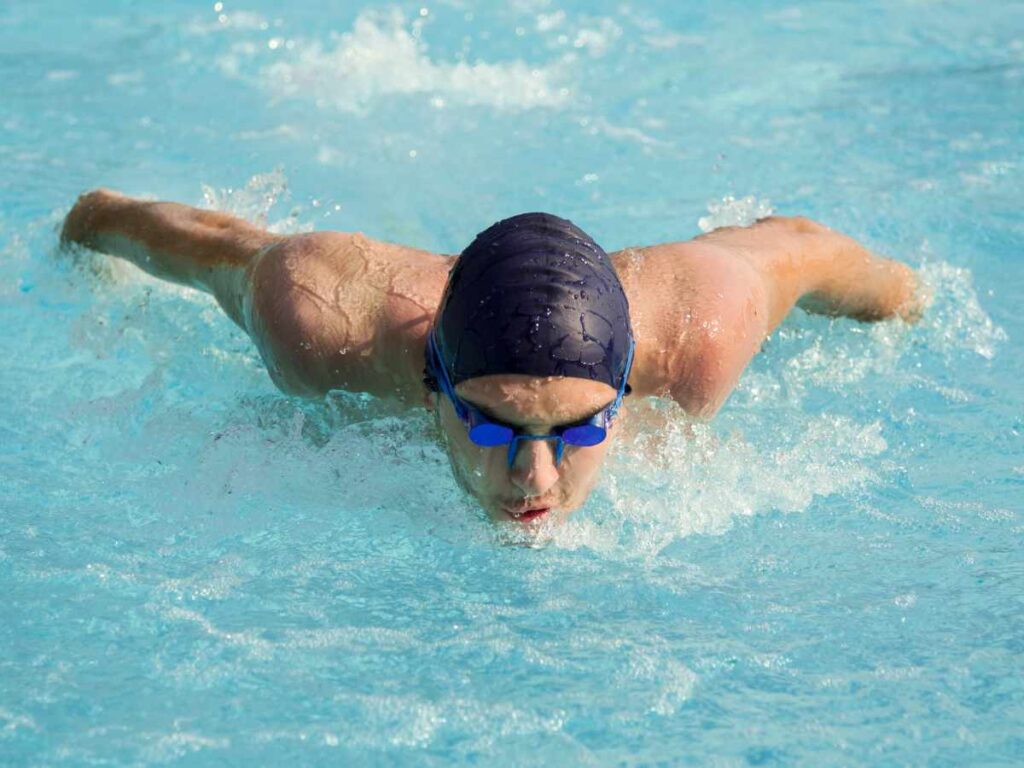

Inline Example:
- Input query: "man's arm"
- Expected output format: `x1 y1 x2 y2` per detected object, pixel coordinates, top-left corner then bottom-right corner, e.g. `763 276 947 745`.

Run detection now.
61 188 281 327
701 215 925 331
62 189 451 403
616 216 924 417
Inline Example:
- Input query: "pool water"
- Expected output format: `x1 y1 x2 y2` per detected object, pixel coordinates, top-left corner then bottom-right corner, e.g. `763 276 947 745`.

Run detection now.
2 0 1023 764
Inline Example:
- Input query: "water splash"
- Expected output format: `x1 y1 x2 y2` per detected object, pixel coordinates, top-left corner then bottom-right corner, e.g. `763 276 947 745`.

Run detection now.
232 9 570 113
541 411 887 559
698 195 774 232
200 167 312 235
918 260 1008 360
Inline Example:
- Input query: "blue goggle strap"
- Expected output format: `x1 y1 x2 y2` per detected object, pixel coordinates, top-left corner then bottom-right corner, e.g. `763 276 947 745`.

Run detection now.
606 339 635 422
428 332 468 421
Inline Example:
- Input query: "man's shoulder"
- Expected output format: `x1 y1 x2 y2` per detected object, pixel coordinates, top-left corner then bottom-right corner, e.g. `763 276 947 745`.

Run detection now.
616 237 768 333
244 230 449 402
616 238 772 416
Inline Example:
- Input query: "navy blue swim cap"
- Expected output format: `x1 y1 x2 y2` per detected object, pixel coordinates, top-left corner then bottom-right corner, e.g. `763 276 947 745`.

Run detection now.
429 212 634 391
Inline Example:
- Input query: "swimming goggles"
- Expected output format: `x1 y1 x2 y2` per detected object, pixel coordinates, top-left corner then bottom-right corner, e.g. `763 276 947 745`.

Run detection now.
426 331 634 467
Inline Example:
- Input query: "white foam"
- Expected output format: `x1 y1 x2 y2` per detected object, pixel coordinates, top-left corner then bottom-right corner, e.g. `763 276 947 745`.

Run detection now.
643 32 707 50
140 732 229 762
611 413 884 556
46 69 79 81
569 18 622 57
535 11 566 33
764 256 1007 401
251 694 564 751
106 71 144 87
615 652 697 715
253 10 569 113
590 117 670 148
698 195 775 232
918 260 1008 360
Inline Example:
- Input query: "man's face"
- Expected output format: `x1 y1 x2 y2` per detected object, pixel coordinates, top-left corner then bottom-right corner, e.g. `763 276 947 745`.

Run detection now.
431 374 620 525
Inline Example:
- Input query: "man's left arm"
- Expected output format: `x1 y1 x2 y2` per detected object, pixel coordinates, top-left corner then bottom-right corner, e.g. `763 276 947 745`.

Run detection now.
703 215 926 330
619 216 925 418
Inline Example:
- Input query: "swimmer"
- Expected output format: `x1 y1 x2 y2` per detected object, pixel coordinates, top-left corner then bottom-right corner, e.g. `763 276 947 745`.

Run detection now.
61 190 924 525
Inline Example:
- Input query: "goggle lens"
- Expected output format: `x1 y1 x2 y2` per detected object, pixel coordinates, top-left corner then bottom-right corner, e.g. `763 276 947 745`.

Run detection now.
468 421 514 447
560 424 607 446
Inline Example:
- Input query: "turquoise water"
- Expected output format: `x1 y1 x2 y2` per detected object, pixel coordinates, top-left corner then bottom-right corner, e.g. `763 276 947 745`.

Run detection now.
2 0 1023 764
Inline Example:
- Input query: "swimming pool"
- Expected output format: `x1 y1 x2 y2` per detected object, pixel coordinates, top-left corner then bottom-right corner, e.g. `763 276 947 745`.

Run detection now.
2 0 1022 763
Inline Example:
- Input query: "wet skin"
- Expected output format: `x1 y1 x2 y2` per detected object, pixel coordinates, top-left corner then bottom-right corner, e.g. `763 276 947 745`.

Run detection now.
62 189 925 520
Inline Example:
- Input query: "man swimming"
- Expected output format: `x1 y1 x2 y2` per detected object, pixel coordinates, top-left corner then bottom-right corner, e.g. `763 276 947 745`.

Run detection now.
61 190 922 525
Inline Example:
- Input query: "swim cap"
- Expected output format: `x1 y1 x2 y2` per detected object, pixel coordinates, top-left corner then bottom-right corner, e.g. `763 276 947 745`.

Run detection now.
428 212 634 391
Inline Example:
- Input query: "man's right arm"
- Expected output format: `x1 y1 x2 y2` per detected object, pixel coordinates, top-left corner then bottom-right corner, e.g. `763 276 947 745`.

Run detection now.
62 189 451 403
61 188 282 328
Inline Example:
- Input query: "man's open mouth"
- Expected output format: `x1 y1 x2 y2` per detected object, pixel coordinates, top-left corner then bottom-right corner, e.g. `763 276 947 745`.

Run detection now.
504 507 551 522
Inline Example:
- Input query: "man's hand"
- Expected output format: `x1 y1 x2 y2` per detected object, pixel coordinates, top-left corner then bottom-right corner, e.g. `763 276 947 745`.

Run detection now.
61 188 124 249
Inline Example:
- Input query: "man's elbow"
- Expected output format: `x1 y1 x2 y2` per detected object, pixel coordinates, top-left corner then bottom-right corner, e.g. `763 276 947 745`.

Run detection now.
667 333 745 419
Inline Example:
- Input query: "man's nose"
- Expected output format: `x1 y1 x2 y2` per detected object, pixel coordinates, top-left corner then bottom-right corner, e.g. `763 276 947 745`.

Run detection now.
509 438 560 497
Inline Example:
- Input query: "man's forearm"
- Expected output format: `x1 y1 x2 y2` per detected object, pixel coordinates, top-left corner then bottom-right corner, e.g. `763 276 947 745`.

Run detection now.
795 223 923 322
61 189 279 291
700 215 924 329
